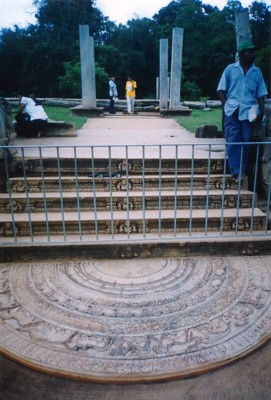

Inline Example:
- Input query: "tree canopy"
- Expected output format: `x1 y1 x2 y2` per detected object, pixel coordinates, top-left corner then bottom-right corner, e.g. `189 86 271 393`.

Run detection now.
0 0 269 99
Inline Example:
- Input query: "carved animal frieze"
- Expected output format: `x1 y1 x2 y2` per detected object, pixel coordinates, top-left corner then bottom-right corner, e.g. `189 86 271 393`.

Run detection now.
0 257 270 380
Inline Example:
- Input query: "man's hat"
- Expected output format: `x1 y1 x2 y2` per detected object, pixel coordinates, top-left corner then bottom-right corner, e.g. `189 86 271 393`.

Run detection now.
238 40 256 54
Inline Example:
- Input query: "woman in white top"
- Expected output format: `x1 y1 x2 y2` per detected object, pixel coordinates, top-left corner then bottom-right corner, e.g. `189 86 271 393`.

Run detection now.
15 91 48 137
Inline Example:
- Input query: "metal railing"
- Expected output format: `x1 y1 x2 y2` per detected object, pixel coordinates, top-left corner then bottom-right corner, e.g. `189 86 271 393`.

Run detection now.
0 141 271 245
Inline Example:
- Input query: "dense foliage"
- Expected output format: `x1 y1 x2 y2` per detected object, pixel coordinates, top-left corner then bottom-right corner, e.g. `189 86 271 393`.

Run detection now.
0 0 269 99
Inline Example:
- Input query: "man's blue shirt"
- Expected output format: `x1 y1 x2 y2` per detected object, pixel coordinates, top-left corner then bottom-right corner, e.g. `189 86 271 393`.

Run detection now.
217 61 268 120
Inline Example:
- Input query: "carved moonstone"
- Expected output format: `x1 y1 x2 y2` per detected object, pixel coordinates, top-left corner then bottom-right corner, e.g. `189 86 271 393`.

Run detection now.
1 256 271 382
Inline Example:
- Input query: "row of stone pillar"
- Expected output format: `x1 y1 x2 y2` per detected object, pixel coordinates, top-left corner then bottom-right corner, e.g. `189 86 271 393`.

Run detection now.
159 27 184 111
77 25 184 114
76 10 264 116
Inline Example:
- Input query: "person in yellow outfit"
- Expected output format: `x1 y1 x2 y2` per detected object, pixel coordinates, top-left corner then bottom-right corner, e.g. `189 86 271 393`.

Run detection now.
125 76 137 114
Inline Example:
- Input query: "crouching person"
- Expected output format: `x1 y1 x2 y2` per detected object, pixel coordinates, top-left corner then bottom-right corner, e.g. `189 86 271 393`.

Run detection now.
15 91 48 138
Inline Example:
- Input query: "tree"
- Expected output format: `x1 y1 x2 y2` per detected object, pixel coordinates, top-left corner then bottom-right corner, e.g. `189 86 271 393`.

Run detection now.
58 61 109 98
0 28 25 95
58 61 81 97
0 0 115 96
153 0 236 98
108 18 159 98
249 1 270 92
33 0 111 46
95 44 124 97
0 0 269 99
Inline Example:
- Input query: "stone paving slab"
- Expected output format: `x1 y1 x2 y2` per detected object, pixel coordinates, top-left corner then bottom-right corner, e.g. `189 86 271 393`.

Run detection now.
13 115 226 159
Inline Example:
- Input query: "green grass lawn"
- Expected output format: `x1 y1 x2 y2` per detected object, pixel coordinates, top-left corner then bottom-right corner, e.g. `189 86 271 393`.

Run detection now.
12 105 87 130
43 106 87 130
175 108 223 134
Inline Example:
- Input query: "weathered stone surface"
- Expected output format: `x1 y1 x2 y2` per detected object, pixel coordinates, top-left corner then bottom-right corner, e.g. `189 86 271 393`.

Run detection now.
195 125 218 138
71 105 104 117
0 98 14 140
169 28 183 110
160 107 192 117
14 120 76 137
260 137 271 199
206 100 222 108
79 26 96 109
159 39 169 110
0 256 271 383
42 121 76 137
183 101 206 109
0 98 16 158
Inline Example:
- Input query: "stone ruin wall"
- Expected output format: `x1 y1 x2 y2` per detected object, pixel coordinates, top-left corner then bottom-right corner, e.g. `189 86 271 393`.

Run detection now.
0 98 16 159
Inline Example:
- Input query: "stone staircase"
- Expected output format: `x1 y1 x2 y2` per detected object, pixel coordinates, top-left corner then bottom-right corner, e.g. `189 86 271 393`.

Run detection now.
0 156 267 242
1 153 271 394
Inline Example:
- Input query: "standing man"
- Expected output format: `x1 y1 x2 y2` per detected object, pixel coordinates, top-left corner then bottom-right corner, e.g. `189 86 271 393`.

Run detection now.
108 77 118 114
125 76 137 114
217 40 267 182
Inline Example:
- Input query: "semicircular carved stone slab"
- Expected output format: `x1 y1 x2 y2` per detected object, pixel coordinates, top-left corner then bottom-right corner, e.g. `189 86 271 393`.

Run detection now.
0 256 271 383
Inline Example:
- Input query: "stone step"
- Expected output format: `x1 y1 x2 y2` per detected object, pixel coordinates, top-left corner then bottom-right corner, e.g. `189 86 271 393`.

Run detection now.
14 120 77 137
0 208 266 237
0 189 255 213
7 174 246 193
13 157 225 176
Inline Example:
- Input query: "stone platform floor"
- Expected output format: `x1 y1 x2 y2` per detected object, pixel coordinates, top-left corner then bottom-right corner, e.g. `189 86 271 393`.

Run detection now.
13 113 226 159
0 255 271 399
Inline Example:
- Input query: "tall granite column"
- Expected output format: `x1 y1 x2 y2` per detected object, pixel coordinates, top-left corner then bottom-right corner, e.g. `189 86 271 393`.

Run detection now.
235 9 251 47
0 98 17 160
79 25 96 108
235 9 251 61
159 39 169 110
169 28 184 110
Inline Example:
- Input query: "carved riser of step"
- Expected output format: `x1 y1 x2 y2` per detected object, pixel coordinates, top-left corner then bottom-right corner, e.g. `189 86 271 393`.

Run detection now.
7 176 244 193
0 193 254 213
0 213 266 237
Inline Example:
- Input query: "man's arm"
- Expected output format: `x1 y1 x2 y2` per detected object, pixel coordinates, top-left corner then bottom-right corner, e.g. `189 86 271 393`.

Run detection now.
16 103 26 115
217 90 226 106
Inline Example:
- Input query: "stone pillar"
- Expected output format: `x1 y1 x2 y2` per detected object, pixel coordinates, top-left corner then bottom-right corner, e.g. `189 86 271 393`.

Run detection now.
79 25 96 108
169 28 184 110
72 25 103 116
235 9 251 61
0 98 16 159
159 39 169 110
156 77 159 99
